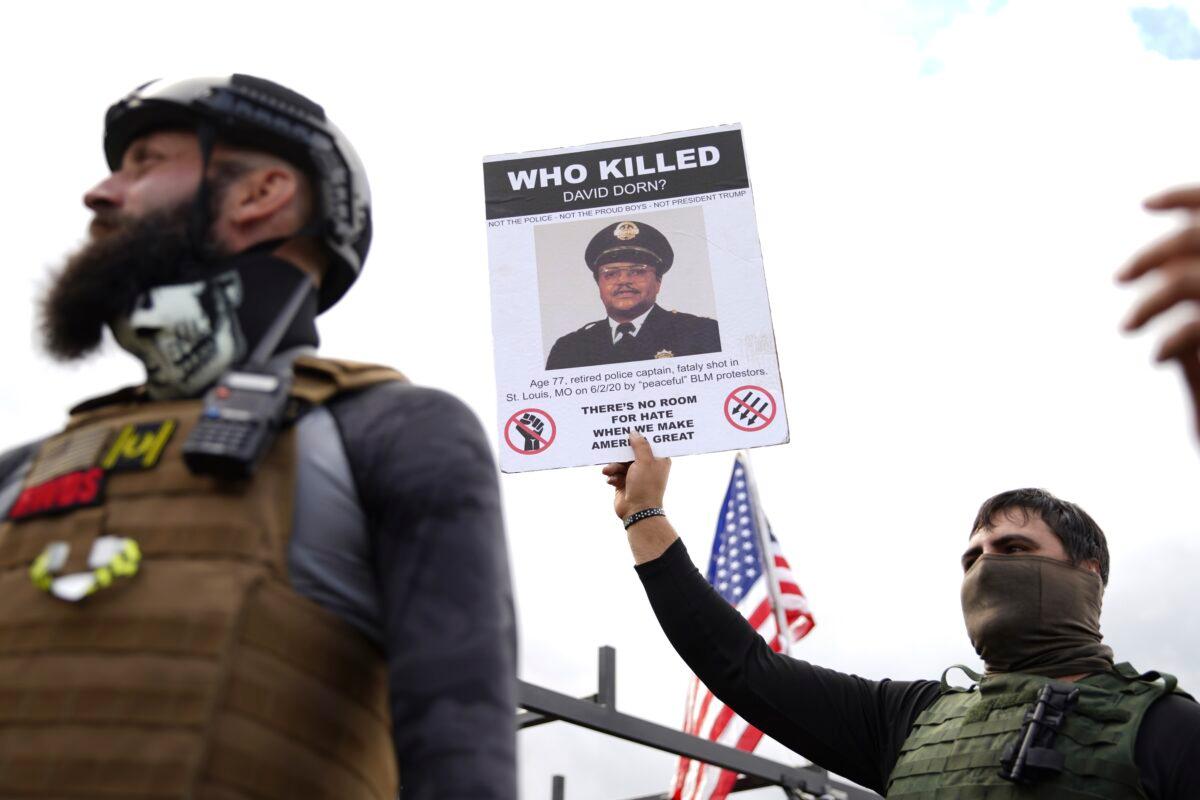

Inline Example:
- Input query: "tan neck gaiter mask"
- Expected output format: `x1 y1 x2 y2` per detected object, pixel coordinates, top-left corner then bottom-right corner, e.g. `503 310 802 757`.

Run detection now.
960 554 1114 678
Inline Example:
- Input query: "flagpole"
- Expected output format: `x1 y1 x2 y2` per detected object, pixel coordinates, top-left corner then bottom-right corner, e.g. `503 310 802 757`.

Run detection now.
738 450 792 654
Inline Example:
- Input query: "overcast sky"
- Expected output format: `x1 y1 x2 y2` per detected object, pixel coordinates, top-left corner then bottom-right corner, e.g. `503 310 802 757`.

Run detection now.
3 2 1200 798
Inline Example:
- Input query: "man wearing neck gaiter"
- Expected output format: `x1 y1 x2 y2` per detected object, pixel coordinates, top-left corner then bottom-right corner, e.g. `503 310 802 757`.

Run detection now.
608 435 1200 798
0 76 515 800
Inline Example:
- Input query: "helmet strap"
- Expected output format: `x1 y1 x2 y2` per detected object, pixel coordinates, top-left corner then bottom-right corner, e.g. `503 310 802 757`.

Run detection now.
187 122 217 258
294 210 324 241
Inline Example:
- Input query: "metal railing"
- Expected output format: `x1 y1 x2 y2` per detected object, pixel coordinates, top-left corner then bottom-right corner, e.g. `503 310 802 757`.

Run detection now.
518 646 881 800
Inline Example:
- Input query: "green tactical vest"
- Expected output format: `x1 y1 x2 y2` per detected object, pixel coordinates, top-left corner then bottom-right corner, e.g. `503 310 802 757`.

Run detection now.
886 663 1189 799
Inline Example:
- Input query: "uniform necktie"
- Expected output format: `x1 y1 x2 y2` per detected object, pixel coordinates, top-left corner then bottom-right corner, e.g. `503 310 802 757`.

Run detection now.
614 322 635 348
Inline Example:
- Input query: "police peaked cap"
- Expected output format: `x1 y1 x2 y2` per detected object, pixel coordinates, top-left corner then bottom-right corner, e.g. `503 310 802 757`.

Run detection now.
585 221 674 275
102 74 371 313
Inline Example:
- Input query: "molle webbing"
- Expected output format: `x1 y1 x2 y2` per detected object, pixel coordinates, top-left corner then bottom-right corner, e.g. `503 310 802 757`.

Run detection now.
0 357 401 799
290 355 406 406
886 668 1175 799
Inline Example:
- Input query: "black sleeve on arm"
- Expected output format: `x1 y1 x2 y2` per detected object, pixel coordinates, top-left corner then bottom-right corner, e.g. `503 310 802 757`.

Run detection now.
332 383 517 800
636 539 941 794
1135 693 1200 799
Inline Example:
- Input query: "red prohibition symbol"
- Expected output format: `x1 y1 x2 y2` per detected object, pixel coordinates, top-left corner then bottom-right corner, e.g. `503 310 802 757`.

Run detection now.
505 408 557 455
724 386 777 432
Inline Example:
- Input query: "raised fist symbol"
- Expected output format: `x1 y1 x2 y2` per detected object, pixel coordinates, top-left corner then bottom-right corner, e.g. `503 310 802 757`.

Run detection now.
517 413 545 451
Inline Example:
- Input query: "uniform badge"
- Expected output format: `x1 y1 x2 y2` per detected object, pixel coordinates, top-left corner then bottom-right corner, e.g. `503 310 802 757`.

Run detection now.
8 467 105 521
655 349 675 359
614 221 640 241
100 420 176 472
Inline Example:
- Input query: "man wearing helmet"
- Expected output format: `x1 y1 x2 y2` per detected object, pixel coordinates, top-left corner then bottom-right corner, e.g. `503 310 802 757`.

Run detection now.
0 76 515 799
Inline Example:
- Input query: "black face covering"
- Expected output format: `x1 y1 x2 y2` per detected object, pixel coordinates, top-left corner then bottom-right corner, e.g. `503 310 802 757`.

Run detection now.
41 206 317 399
961 554 1114 678
109 254 318 399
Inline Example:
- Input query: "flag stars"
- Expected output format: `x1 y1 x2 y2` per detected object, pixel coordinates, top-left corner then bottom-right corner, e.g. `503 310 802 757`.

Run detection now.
696 462 815 734
710 467 777 603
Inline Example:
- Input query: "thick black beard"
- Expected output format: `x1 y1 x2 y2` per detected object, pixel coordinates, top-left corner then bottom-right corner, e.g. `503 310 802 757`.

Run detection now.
40 204 218 360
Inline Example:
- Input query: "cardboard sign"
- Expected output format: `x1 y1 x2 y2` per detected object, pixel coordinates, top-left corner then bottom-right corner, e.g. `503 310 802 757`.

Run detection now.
483 124 788 472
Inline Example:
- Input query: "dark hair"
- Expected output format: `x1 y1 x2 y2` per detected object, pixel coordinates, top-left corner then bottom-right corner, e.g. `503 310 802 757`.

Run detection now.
971 488 1110 584
205 154 256 220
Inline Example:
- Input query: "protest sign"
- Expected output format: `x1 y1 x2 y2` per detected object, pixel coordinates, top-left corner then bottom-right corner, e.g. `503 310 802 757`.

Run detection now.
484 124 787 473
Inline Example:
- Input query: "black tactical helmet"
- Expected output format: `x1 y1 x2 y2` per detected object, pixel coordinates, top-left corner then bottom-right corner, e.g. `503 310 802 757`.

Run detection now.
103 74 371 312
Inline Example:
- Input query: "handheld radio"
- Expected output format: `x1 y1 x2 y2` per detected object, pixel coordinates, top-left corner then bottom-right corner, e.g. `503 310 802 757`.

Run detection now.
182 274 314 480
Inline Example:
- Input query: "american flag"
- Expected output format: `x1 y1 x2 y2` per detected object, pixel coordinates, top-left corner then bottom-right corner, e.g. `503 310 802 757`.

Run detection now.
670 454 816 800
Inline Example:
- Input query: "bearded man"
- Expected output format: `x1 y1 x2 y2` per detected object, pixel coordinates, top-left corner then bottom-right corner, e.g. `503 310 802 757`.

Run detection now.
604 433 1200 798
0 76 515 799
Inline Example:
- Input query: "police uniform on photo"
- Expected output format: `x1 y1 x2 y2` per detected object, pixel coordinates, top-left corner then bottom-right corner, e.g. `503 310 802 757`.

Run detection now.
545 220 721 370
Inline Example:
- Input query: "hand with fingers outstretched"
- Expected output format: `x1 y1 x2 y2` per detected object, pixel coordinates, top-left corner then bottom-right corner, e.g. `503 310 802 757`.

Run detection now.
1119 185 1200 439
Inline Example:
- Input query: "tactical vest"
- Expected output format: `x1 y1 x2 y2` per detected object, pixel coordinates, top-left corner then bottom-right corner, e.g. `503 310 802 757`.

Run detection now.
0 356 403 800
887 663 1188 799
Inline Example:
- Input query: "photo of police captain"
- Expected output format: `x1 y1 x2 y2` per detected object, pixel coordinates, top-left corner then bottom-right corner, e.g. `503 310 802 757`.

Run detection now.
545 220 722 370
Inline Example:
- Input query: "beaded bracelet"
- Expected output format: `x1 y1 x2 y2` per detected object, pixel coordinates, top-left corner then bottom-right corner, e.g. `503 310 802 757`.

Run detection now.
623 507 665 530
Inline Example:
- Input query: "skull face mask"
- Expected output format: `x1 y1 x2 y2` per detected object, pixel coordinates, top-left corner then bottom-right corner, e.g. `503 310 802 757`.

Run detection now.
111 271 246 400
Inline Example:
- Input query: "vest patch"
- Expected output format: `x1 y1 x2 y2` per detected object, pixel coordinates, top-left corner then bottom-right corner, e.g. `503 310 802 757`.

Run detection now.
30 536 143 602
8 467 105 520
100 420 176 472
26 426 111 484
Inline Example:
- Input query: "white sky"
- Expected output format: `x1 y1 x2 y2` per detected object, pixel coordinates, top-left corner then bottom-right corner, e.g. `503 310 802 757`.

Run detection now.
3 2 1200 798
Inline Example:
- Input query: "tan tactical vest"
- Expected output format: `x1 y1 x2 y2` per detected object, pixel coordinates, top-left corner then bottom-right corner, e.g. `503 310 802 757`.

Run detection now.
887 663 1188 799
0 356 403 799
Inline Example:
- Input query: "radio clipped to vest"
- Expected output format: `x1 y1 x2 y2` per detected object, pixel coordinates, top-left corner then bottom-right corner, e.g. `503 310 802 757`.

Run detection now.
182 369 293 479
183 273 312 480
999 682 1080 785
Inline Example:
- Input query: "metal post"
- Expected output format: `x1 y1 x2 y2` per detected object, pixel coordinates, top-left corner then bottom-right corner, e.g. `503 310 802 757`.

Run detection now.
552 774 565 800
597 645 616 708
